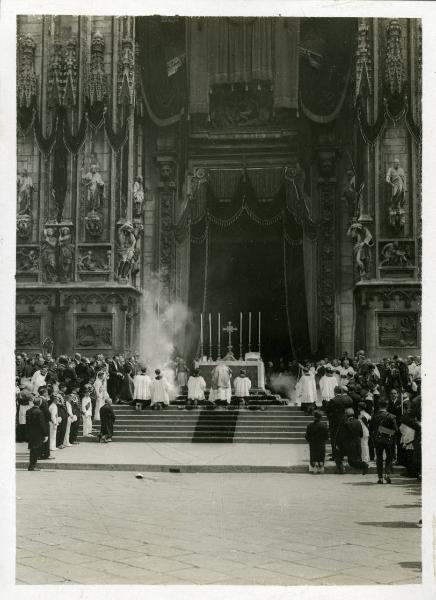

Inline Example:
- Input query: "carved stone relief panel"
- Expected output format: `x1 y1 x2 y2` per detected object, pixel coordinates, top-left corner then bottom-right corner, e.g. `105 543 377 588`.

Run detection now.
74 314 113 349
378 240 415 278
16 315 42 348
377 311 418 348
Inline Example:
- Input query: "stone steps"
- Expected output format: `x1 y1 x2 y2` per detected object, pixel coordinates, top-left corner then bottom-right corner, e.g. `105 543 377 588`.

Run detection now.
79 405 321 444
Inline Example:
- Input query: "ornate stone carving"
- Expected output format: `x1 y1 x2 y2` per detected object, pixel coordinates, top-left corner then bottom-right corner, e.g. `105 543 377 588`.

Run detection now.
118 36 135 105
317 150 336 179
17 214 32 240
209 85 273 128
78 248 111 271
75 315 113 348
58 226 74 282
379 241 414 267
16 316 41 347
49 39 65 106
87 31 108 105
377 312 418 347
117 221 142 281
85 210 103 240
17 169 34 215
385 157 406 232
133 175 145 217
355 19 372 99
318 177 336 355
17 33 38 108
343 170 364 221
64 39 78 106
17 247 39 272
385 19 405 96
159 162 175 186
347 220 374 281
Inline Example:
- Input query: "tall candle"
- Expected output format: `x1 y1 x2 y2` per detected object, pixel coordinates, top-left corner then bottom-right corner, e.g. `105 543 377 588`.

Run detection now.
248 312 252 345
200 313 203 344
209 313 212 352
258 312 261 348
240 312 242 345
218 313 221 346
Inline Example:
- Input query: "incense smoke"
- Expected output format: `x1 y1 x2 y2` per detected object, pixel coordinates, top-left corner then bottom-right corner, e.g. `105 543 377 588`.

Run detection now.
138 272 193 397
269 373 298 402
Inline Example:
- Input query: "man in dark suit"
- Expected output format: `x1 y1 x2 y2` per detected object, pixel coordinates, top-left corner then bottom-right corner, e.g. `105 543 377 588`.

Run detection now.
26 397 48 471
99 398 116 443
335 408 369 475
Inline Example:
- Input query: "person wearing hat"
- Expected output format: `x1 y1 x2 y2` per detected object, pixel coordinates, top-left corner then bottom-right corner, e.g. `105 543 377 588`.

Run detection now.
150 369 171 410
186 368 206 409
335 407 369 475
233 369 251 408
370 398 398 483
26 396 49 471
305 410 329 473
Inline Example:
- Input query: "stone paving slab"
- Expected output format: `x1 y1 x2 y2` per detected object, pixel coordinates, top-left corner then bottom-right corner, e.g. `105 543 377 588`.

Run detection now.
16 470 421 586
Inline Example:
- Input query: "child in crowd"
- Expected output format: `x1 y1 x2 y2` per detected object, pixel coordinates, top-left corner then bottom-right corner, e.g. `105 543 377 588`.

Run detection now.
305 410 329 474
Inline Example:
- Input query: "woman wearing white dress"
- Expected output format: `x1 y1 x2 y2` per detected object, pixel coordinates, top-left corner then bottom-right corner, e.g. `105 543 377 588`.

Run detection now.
63 394 74 447
93 371 108 422
48 395 60 451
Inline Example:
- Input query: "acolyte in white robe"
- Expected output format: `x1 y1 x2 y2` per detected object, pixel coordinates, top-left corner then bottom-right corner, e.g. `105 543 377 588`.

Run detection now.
233 376 251 398
295 373 318 406
31 370 46 394
133 374 152 400
319 374 337 401
187 375 206 400
150 377 171 406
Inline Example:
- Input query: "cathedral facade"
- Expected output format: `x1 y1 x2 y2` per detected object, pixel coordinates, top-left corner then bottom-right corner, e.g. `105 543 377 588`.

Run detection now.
16 16 421 362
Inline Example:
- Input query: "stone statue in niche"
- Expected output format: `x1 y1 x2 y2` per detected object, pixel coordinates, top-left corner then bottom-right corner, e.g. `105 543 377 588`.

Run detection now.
380 241 412 267
17 214 32 240
81 163 105 212
133 175 145 217
386 157 406 231
347 220 374 281
58 226 74 282
41 227 58 282
117 221 140 281
17 248 39 272
17 169 34 215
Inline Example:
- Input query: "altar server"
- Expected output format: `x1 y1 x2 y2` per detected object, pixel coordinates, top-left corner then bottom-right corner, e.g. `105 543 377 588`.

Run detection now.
296 366 318 412
319 367 338 405
150 369 171 409
133 367 152 410
186 368 206 408
233 370 251 407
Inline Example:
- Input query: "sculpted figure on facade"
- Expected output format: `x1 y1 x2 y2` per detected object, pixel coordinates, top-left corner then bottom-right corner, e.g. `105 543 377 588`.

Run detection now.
133 175 145 217
386 157 406 230
58 226 74 282
17 248 39 272
82 163 105 212
117 221 139 281
380 241 412 267
17 169 34 215
41 227 58 282
347 220 374 280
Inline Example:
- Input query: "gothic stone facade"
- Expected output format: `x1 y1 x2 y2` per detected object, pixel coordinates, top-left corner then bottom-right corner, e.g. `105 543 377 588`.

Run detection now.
16 16 421 359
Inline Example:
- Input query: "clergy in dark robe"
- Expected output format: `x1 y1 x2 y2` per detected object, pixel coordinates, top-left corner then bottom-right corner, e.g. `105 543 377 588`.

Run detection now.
56 395 68 449
118 364 135 404
69 392 81 444
26 397 49 471
37 387 52 459
99 398 116 442
107 356 123 402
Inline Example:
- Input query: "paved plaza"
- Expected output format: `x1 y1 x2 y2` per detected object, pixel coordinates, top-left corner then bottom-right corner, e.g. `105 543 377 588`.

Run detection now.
16 470 421 585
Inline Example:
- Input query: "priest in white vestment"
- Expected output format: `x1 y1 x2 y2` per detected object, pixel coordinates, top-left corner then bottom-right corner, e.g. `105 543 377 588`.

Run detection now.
150 369 171 408
319 367 338 403
31 367 47 394
233 370 251 406
295 367 318 407
209 363 232 404
133 367 153 409
187 369 206 407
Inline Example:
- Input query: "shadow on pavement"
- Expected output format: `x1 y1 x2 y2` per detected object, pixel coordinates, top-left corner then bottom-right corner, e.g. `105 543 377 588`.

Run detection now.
356 521 420 528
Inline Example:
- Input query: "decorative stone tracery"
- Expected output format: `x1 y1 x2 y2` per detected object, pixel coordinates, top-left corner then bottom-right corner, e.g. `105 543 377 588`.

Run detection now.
17 33 38 108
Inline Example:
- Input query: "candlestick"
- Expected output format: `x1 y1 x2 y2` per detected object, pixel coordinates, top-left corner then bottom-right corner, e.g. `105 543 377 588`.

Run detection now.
217 313 221 359
248 311 252 353
258 311 261 354
240 312 243 359
209 313 212 359
200 313 204 359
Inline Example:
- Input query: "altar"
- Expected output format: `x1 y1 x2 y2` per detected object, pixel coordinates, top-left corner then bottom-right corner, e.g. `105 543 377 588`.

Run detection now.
195 359 265 391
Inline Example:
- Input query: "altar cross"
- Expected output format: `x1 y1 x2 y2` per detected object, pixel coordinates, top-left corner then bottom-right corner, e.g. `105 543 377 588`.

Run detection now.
223 321 238 354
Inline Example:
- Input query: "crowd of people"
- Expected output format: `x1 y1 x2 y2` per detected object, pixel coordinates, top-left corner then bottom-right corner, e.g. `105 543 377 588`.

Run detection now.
289 351 422 483
16 349 422 481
